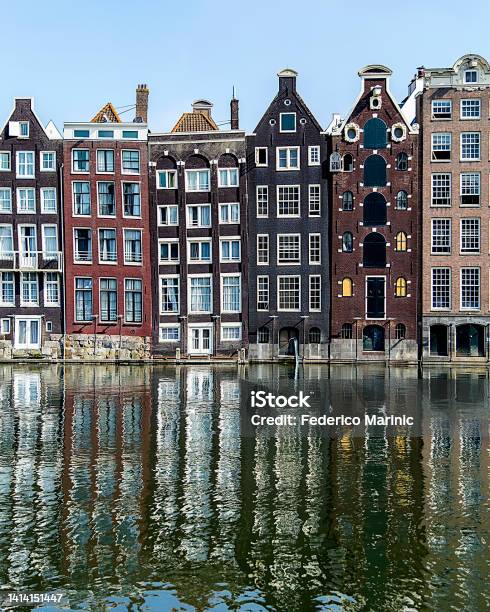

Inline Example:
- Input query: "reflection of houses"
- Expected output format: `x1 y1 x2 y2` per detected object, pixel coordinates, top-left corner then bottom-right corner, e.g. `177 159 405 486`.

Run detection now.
415 55 490 362
328 66 419 363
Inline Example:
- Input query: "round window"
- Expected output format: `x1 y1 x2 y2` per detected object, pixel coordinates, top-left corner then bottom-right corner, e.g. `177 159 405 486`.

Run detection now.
269 119 276 126
284 99 291 106
299 118 307 125
394 127 404 139
347 128 357 140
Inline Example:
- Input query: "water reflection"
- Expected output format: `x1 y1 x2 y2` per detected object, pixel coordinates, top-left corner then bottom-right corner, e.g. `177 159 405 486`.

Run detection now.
0 364 487 610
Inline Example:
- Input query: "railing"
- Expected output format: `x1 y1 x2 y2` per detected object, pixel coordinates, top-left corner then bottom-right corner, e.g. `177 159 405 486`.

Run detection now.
0 251 62 272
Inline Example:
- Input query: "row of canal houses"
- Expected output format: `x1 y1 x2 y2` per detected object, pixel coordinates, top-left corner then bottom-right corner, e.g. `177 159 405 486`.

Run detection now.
0 53 488 363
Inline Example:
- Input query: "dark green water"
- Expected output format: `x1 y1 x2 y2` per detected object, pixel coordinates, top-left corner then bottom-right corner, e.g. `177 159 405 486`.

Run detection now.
0 364 488 611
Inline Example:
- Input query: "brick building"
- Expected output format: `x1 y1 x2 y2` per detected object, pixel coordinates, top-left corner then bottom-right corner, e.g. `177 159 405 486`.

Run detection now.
415 54 490 362
246 69 329 361
62 86 152 359
328 65 419 363
0 98 63 358
149 97 247 357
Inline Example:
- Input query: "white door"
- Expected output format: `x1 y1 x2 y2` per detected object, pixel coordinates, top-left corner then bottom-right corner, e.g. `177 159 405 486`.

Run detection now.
189 326 212 355
15 317 41 349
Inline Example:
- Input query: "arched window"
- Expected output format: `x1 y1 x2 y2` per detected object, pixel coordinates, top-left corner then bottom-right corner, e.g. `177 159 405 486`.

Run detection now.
395 323 406 339
396 190 408 210
343 153 353 172
342 277 353 297
342 191 353 211
341 323 353 339
342 232 353 252
363 192 387 226
395 231 407 251
395 152 408 171
363 118 387 149
363 154 387 187
258 326 270 343
363 232 386 268
363 325 385 351
309 327 321 343
395 277 407 297
330 152 342 172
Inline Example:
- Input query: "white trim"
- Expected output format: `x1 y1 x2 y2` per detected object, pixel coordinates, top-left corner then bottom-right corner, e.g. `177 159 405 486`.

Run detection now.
0 151 11 172
121 148 141 175
255 147 268 167
220 322 242 341
308 145 321 166
98 227 117 265
219 236 241 263
121 180 142 219
187 323 213 355
188 273 213 315
158 238 180 264
308 233 321 265
96 180 116 218
276 146 300 171
44 271 60 307
73 227 92 264
39 150 56 172
277 275 301 312
14 315 41 349
185 168 210 192
159 323 180 342
159 274 180 316
123 227 143 266
256 233 269 265
277 233 301 265
217 167 239 188
156 169 178 189
220 273 241 313
71 148 90 174
279 112 297 133
157 204 179 226
187 237 212 263
276 184 300 218
15 150 35 179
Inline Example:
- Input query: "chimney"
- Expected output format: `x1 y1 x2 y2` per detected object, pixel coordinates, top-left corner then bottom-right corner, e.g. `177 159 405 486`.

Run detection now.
135 84 149 123
278 68 298 94
230 93 239 130
192 100 213 118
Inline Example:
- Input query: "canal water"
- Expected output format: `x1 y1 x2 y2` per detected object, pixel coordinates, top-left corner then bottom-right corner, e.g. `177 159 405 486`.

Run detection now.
0 364 488 611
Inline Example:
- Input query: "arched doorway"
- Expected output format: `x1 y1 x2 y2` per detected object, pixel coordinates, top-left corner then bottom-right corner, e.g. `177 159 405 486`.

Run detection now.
430 325 448 356
363 192 387 226
456 324 485 357
363 325 385 351
279 327 299 356
363 232 386 268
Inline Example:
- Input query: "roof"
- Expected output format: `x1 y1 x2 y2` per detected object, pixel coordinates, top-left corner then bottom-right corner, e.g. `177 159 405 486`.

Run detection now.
91 102 122 123
171 111 218 133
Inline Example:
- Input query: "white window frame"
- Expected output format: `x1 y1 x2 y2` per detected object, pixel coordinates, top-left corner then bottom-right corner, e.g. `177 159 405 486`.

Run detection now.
431 99 452 120
159 275 180 315
0 151 11 172
40 151 56 172
460 218 480 254
255 147 268 167
277 185 300 217
0 272 14 307
16 187 36 213
430 218 451 255
220 273 241 313
276 146 300 171
257 275 269 311
157 169 178 189
40 187 57 214
219 202 240 224
277 233 301 265
257 234 269 265
0 318 10 334
187 238 212 263
256 185 268 218
96 149 115 174
188 274 212 314
186 204 211 228
96 181 116 217
460 267 480 310
20 272 39 307
309 275 321 312
277 275 301 312
308 145 321 166
0 224 13 259
158 204 178 226
159 324 180 342
464 69 478 84
279 112 296 133
219 237 241 263
158 238 179 263
431 173 451 207
72 181 91 217
431 133 451 162
44 272 60 307
0 188 12 213
98 227 117 264
123 228 142 265
218 167 239 187
72 148 90 174
16 151 35 178
431 267 451 311
308 184 321 217
460 98 481 120
185 169 210 192
121 181 141 218
73 227 92 264
220 323 242 342
41 224 58 260
121 149 140 175
460 172 480 206
460 132 480 161
19 121 29 138
309 233 321 265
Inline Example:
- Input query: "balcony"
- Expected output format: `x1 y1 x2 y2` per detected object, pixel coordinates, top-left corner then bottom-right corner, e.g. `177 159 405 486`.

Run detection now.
0 251 62 272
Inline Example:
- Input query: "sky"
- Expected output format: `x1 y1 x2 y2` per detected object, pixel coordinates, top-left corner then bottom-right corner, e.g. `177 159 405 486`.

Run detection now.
3 0 490 133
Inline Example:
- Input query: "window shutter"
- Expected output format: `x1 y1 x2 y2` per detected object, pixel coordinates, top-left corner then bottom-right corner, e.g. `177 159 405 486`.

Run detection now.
8 121 20 137
363 118 387 149
364 155 387 187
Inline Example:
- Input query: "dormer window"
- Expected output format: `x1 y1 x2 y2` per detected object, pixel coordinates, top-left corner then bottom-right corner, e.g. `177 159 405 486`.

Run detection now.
465 70 478 83
280 113 296 132
19 122 29 138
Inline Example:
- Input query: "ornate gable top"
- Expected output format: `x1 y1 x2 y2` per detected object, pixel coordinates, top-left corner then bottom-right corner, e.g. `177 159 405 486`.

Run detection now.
91 102 122 123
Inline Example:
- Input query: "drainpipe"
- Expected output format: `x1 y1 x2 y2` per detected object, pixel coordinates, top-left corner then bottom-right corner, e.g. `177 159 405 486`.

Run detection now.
59 161 66 360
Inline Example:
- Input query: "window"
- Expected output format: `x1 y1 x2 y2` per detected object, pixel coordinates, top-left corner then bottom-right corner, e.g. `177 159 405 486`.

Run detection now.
363 155 387 187
343 154 353 172
97 149 114 173
431 219 451 254
19 225 36 257
363 118 387 149
366 278 386 319
460 218 480 253
465 70 478 83
98 130 114 138
431 133 451 161
221 275 241 312
159 325 180 342
21 273 38 305
98 182 115 216
309 234 321 264
309 276 321 311
220 238 241 262
395 152 408 170
461 99 480 119
186 170 210 192
19 122 29 137
309 185 321 216
277 185 300 216
257 276 269 310
363 192 387 226
460 173 480 205
342 232 353 253
396 190 408 210
461 268 480 309
255 148 268 166
341 278 353 297
278 276 300 311
395 231 408 252
257 186 268 217
363 232 387 267
0 226 13 258
100 278 117 322
341 323 353 339
44 273 60 306
122 150 140 174
280 112 296 132
123 183 141 217
432 173 451 206
431 268 451 309
0 188 12 212
278 234 300 264
16 151 34 178
157 170 177 189
75 278 93 321
72 149 90 172
218 168 239 187
124 229 142 264
308 327 321 343
73 182 90 215
308 146 320 165
17 188 35 212
276 147 300 170
330 152 342 172
188 240 211 262
123 130 138 139
342 191 353 211
258 326 270 343
395 277 407 297
74 229 91 262
99 228 117 262
41 151 56 171
395 323 406 340
40 188 56 213
221 324 241 341
187 204 211 227
125 279 143 323
0 273 14 305
0 152 10 171
0 319 10 334
257 234 269 265
158 205 178 226
159 240 179 263
42 225 58 259
432 100 452 119
219 202 239 224
461 132 480 160
74 129 89 138
190 276 212 313
46 321 52 332
160 277 179 313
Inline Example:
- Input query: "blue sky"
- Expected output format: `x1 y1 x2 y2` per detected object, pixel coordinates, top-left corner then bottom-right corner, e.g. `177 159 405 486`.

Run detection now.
3 0 490 133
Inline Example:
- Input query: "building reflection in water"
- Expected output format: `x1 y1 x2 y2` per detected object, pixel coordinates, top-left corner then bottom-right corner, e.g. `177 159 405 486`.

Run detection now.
0 364 487 610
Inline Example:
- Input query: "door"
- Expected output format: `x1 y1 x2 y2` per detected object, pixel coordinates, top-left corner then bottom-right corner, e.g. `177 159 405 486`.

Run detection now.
366 278 385 319
19 226 37 269
189 326 212 355
278 327 299 356
15 317 41 349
